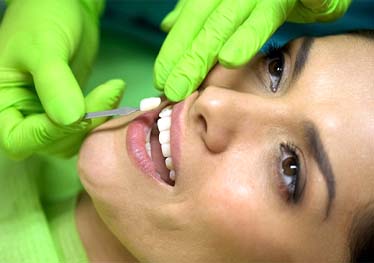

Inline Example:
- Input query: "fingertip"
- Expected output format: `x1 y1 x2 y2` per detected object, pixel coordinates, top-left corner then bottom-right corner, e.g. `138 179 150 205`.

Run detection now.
33 60 86 125
164 80 190 102
104 79 126 93
48 97 85 126
160 11 176 32
219 46 252 68
153 62 168 91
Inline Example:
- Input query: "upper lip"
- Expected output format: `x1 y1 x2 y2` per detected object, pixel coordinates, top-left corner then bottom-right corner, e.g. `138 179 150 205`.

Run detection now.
169 91 200 179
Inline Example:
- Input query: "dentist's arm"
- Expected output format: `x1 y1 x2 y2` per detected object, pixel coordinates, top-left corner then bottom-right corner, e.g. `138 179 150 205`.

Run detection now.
154 0 351 101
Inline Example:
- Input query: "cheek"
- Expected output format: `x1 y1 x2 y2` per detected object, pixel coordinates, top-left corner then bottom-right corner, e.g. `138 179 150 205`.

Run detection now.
192 161 292 260
78 128 126 201
194 169 266 256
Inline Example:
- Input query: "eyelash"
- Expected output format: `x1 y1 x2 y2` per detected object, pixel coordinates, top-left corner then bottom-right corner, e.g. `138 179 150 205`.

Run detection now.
262 43 285 93
278 142 303 203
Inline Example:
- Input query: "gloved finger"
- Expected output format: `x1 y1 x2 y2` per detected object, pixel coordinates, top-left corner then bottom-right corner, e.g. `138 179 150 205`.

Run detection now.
154 0 221 91
0 68 33 89
160 0 189 32
31 58 85 126
163 0 256 101
0 107 89 159
40 79 126 158
0 68 44 115
85 79 126 129
219 0 296 67
289 0 351 22
0 86 40 113
70 12 99 86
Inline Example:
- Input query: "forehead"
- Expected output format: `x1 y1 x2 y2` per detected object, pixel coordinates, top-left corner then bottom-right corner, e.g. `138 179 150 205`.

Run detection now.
293 35 374 103
293 34 374 213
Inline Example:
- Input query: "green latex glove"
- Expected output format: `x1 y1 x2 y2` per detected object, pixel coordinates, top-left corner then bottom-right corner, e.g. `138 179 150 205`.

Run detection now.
0 71 125 160
154 0 352 101
0 0 104 125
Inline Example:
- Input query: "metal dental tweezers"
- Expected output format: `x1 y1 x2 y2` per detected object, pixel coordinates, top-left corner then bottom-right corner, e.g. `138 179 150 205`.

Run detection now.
84 107 139 119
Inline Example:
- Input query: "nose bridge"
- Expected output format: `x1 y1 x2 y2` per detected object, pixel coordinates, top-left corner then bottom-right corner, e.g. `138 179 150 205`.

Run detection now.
193 87 276 153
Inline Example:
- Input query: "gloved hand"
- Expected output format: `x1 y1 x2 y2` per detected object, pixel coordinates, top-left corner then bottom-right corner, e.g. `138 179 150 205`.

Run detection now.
154 0 352 101
0 0 104 125
0 72 125 160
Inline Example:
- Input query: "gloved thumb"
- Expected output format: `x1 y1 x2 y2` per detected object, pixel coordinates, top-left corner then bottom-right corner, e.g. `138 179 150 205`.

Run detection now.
39 79 126 158
84 79 126 129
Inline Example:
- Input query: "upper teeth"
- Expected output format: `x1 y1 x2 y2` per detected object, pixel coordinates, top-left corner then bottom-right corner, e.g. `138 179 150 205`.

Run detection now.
145 105 176 183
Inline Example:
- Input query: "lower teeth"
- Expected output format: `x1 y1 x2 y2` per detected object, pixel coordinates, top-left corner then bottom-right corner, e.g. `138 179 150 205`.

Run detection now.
169 170 176 181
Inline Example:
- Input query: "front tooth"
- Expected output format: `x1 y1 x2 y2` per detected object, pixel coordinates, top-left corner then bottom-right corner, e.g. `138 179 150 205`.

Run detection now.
165 157 174 170
157 117 171 132
159 130 170 144
161 143 171 157
169 170 176 181
159 106 172 118
140 97 161 111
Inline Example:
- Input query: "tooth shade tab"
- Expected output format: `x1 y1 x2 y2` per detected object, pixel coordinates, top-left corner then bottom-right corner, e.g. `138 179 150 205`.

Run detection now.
140 97 161 111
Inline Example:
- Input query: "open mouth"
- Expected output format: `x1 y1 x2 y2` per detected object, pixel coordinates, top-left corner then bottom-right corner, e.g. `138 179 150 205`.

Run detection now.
146 105 175 186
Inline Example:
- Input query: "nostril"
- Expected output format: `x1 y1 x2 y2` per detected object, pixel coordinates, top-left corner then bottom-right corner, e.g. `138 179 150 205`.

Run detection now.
198 114 208 134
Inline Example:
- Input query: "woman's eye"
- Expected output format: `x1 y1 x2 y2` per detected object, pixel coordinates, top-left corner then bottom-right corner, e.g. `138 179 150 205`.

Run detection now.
263 44 286 93
267 54 284 93
279 144 302 203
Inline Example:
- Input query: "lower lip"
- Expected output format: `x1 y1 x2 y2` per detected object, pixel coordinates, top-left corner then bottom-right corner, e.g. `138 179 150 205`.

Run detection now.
126 110 163 183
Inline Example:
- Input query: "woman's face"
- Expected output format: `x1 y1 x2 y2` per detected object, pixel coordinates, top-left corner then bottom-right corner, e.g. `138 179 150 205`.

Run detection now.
78 34 374 262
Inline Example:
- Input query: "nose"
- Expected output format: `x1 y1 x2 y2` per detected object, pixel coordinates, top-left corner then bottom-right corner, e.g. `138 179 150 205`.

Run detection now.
192 86 284 153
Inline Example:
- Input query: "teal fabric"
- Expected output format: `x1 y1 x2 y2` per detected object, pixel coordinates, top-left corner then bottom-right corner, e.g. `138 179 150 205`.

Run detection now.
101 0 176 47
100 0 373 50
266 0 374 49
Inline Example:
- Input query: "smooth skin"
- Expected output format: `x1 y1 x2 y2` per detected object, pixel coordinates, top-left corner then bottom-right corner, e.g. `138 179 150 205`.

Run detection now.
0 0 107 158
154 0 352 101
78 34 374 262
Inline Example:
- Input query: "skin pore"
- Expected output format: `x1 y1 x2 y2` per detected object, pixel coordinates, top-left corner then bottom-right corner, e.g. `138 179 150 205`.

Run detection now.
77 34 374 262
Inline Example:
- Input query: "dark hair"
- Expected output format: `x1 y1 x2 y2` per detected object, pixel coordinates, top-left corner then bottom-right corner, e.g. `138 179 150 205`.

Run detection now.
349 202 374 262
346 28 374 263
347 29 374 40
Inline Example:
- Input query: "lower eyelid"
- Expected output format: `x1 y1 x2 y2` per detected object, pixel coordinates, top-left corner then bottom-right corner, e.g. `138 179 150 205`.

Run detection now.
255 58 273 93
270 147 290 202
278 51 291 94
271 143 307 204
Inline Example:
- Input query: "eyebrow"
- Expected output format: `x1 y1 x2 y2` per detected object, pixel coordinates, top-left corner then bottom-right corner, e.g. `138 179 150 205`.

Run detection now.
292 37 315 82
303 121 336 220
